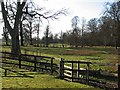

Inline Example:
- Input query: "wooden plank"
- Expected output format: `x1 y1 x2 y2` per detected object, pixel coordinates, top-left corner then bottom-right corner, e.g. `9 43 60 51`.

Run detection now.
63 60 91 64
60 58 64 79
50 58 53 75
80 68 86 70
34 56 37 71
2 61 19 65
64 73 71 77
77 62 80 78
71 62 73 82
2 57 19 60
64 65 72 69
64 70 72 74
1 51 54 59
118 64 120 89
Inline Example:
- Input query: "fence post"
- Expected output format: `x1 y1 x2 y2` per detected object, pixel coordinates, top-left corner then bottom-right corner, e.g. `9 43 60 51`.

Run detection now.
19 54 21 69
50 58 54 75
5 69 7 76
118 64 120 89
86 63 89 85
71 62 74 82
4 51 6 61
60 58 64 79
77 62 80 80
34 56 37 71
24 49 27 55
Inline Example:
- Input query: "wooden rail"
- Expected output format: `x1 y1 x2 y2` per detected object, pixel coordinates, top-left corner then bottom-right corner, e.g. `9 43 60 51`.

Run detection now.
60 59 90 84
1 51 58 75
59 59 118 89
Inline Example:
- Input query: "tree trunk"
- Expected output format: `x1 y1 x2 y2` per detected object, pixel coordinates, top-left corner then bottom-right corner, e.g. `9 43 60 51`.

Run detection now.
20 21 24 46
30 31 33 45
5 35 8 46
30 22 33 45
1 1 27 56
11 34 21 56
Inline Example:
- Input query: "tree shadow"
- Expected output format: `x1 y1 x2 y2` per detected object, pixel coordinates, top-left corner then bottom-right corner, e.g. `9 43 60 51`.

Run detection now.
2 75 33 78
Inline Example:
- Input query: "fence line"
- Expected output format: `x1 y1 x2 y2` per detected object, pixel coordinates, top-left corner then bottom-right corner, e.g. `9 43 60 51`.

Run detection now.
60 59 90 84
59 59 118 89
1 51 58 75
1 51 118 89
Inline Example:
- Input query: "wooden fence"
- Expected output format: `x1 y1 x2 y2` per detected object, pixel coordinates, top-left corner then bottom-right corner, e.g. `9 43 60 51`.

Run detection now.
59 58 118 89
1 51 118 89
1 51 59 75
60 58 90 84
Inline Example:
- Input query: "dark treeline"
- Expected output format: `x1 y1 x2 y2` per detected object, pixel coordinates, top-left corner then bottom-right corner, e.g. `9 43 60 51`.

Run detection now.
2 1 120 50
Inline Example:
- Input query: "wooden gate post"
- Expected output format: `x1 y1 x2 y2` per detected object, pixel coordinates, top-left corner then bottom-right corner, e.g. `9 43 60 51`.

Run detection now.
50 58 54 75
19 54 21 69
77 62 80 80
118 64 120 89
4 51 6 61
34 56 37 71
24 49 27 55
86 63 90 85
60 58 64 79
71 62 74 82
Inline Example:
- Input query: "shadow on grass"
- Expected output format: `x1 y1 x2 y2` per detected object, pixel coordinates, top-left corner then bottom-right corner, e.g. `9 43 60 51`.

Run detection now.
2 75 33 78
1 88 89 90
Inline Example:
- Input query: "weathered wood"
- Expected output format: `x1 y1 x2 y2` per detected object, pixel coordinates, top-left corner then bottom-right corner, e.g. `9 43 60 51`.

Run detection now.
64 65 72 69
86 63 90 84
60 58 64 79
5 69 7 76
19 55 21 69
64 73 71 77
64 70 72 74
118 64 120 89
34 56 37 71
50 58 53 75
63 60 91 64
77 62 80 79
71 62 74 82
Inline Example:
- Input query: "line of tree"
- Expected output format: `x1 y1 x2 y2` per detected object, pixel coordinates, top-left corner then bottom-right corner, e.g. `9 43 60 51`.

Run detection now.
41 1 119 49
1 1 120 54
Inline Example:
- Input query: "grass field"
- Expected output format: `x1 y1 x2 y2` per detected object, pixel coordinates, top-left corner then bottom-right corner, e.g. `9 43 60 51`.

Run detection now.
1 68 95 89
1 45 119 89
2 46 119 72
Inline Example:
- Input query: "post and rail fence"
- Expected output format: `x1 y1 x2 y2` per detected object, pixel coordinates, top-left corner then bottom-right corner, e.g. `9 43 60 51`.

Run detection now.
1 51 58 75
0 51 119 89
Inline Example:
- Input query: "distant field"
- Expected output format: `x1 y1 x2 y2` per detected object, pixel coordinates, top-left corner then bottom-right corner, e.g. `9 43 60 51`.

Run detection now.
1 46 119 89
2 46 119 72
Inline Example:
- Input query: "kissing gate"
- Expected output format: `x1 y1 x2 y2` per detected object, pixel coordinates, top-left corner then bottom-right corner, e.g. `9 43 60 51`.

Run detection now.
59 58 91 84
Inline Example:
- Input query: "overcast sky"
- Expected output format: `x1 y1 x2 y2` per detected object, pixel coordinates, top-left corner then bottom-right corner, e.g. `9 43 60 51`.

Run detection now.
0 0 115 38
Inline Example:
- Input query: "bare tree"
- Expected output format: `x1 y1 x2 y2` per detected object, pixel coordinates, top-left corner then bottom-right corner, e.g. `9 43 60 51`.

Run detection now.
1 0 68 55
71 16 80 48
44 25 51 47
87 18 98 46
81 17 86 47
104 1 120 49
2 27 9 46
1 0 27 55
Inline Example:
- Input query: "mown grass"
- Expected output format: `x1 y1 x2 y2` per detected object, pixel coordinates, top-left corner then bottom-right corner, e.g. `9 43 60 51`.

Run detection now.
1 68 96 89
1 45 119 89
2 46 119 72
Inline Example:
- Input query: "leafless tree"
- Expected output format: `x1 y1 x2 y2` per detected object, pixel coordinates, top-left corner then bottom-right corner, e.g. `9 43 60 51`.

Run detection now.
1 0 68 55
80 17 86 47
104 1 120 49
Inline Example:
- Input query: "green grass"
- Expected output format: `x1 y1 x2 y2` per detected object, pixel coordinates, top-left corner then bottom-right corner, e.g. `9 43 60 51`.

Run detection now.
2 68 95 89
2 46 119 72
1 45 119 89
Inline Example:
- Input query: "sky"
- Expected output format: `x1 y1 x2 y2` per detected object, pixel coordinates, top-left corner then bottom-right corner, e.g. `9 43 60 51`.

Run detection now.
0 0 115 39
